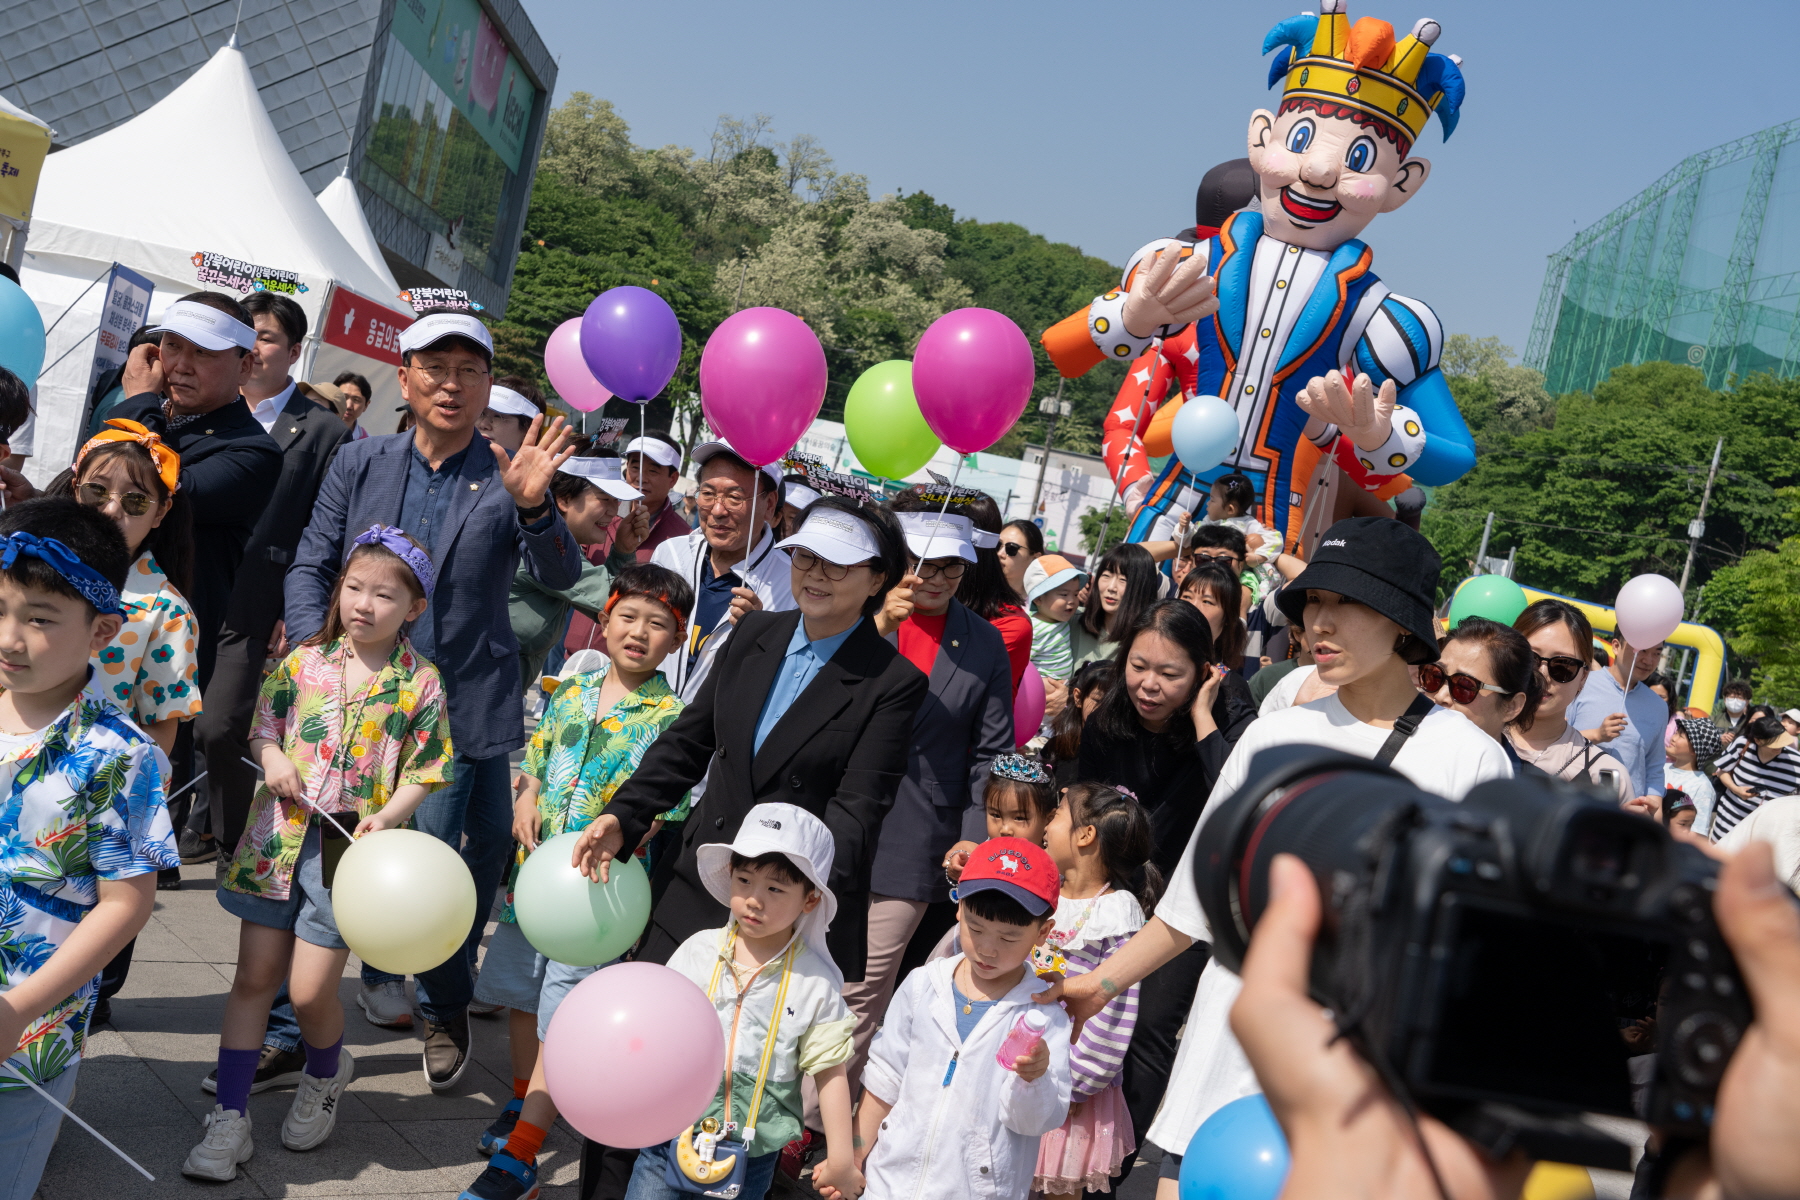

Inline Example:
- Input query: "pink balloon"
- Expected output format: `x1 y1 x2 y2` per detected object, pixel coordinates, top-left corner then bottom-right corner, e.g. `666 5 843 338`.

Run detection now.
912 308 1035 454
1013 662 1046 748
1614 573 1685 648
544 318 614 413
542 962 724 1147
698 307 826 466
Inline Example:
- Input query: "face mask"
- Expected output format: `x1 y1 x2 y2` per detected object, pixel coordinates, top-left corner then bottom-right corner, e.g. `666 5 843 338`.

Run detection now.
1724 698 1747 715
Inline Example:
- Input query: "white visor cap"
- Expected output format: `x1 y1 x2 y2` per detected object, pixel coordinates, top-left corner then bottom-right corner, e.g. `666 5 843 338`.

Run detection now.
776 508 881 567
558 456 642 501
897 511 978 563
398 312 493 359
486 385 539 419
784 482 822 510
624 436 681 469
148 300 257 352
691 437 782 490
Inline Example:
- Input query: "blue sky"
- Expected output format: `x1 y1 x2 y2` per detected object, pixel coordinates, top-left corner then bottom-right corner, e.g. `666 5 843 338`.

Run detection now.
528 0 1792 360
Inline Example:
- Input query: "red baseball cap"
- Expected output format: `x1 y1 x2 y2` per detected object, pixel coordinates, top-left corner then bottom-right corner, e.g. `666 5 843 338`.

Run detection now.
957 837 1059 917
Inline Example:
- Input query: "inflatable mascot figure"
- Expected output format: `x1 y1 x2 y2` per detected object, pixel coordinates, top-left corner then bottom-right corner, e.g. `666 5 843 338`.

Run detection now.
1043 0 1475 552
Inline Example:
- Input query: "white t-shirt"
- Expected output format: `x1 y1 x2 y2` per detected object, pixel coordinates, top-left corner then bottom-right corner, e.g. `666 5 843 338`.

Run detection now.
1145 694 1514 1156
1664 766 1718 837
1258 663 1316 716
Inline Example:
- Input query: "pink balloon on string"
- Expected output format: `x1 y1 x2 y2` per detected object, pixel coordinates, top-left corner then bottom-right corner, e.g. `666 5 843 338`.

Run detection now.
1013 663 1046 748
698 307 827 466
543 318 614 413
912 308 1035 454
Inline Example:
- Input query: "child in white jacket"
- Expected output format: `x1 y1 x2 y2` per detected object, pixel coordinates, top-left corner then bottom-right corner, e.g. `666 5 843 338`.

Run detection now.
836 837 1073 1200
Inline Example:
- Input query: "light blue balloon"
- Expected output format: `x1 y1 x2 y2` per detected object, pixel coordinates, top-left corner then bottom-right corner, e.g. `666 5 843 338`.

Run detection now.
0 278 45 386
1178 1094 1290 1200
1170 396 1240 475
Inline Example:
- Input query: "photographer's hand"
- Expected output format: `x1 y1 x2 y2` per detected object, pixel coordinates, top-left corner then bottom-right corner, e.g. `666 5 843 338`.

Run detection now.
1231 854 1534 1200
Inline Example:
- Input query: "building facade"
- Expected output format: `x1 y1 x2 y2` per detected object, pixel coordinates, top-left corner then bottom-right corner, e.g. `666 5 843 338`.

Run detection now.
3 0 554 315
1525 117 1800 395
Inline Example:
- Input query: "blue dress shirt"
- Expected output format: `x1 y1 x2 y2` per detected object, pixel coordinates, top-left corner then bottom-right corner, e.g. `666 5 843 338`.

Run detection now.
752 617 863 755
1567 667 1667 798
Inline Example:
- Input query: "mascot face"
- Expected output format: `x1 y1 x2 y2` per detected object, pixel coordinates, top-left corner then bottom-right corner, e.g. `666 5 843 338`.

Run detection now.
1247 104 1430 250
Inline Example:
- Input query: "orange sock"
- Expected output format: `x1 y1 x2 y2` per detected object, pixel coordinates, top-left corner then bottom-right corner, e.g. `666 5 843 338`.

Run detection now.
513 1077 530 1101
504 1119 549 1165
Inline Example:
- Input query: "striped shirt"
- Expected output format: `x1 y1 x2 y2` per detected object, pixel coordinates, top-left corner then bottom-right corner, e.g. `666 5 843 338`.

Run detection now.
1713 741 1800 841
1030 613 1075 682
1045 891 1145 1100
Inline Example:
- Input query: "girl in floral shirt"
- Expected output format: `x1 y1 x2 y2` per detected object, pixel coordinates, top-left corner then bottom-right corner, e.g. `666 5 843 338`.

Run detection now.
186 526 453 1183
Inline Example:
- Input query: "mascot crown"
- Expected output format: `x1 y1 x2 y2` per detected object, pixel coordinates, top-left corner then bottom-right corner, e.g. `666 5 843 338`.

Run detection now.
1262 0 1466 152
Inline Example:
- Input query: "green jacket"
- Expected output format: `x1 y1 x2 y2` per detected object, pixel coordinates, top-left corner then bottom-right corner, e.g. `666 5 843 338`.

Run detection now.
1068 620 1114 671
508 546 635 691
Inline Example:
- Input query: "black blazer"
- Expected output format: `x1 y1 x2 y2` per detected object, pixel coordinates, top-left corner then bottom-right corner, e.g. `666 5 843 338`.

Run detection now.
223 388 352 642
110 394 282 682
608 609 929 981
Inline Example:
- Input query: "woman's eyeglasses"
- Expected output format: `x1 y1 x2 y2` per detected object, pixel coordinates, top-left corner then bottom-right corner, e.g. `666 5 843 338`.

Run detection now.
77 481 155 517
999 541 1027 557
916 559 967 581
1532 652 1585 685
788 548 870 581
1418 662 1511 705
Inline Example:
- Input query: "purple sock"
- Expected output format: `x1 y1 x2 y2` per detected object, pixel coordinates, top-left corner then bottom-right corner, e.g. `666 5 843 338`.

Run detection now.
215 1047 260 1116
303 1036 343 1081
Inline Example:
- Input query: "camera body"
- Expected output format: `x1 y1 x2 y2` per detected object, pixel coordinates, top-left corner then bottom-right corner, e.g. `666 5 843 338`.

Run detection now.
1196 747 1748 1142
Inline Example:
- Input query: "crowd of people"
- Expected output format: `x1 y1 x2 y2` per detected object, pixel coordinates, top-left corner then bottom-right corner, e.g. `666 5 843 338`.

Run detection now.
1 289 1798 1200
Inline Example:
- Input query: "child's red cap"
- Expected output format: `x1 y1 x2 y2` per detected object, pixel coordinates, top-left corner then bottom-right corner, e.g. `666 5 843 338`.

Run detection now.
957 837 1059 917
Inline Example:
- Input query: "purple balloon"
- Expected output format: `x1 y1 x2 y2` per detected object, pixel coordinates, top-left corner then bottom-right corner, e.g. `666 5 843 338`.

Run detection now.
912 308 1035 454
579 286 682 403
698 308 827 467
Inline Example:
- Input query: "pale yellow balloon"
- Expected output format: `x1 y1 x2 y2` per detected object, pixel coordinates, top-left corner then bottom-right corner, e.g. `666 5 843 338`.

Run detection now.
1522 1162 1594 1200
331 828 477 975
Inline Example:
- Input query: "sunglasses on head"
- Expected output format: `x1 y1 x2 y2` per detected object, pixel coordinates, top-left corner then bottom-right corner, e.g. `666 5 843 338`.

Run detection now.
1532 652 1585 684
1418 662 1511 706
77 481 155 517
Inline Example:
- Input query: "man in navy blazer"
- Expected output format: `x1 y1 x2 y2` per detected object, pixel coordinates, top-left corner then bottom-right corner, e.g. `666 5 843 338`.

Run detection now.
285 310 581 1090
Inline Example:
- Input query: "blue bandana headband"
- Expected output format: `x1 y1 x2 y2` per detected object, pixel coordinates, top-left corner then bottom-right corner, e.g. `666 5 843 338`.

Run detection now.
351 525 435 599
0 532 124 616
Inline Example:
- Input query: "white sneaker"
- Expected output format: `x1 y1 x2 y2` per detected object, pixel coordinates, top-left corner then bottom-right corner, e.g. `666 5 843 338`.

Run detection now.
357 980 414 1028
182 1105 253 1181
282 1047 355 1151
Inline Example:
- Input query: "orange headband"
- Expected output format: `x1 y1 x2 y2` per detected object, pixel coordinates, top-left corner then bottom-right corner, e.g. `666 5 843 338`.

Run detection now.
604 589 687 639
76 419 181 495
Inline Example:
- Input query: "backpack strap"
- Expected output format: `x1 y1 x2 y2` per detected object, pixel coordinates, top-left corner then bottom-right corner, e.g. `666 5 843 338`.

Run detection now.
1374 693 1437 767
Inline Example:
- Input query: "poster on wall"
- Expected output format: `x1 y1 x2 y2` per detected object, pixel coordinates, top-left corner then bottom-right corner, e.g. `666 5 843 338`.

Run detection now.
389 0 534 172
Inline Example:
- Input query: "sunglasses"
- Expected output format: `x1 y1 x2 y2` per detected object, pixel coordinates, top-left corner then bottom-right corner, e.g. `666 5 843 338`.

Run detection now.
788 548 872 581
999 541 1027 557
1532 652 1585 685
1418 662 1511 705
78 481 156 517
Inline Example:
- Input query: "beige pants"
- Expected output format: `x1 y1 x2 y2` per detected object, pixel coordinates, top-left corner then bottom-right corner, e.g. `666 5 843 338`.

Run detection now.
839 894 929 1095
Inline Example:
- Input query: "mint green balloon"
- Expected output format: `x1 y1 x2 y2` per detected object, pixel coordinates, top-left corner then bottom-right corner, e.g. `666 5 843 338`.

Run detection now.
514 831 651 967
844 360 940 479
1448 575 1529 630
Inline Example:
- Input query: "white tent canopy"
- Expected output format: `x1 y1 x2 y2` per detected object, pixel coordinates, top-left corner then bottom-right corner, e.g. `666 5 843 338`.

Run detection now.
317 172 399 296
19 43 410 482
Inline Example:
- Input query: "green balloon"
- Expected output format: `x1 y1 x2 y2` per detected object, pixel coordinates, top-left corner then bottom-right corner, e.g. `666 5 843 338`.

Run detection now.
1448 575 1529 630
513 831 651 967
844 360 939 479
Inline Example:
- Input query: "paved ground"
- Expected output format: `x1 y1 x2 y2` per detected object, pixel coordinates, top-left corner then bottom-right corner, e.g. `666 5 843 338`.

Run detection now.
34 863 1164 1200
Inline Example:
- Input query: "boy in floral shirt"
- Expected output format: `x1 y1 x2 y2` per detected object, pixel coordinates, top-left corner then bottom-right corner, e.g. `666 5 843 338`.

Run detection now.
461 563 692 1200
0 499 176 1198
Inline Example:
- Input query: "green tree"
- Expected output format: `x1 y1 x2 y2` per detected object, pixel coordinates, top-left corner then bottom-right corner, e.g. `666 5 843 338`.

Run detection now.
1700 488 1800 705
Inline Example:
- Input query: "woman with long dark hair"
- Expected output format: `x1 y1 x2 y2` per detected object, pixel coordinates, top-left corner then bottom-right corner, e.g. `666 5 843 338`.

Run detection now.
951 491 1033 691
1072 542 1161 671
1424 616 1543 772
1509 599 1630 799
998 518 1044 603
1177 561 1246 674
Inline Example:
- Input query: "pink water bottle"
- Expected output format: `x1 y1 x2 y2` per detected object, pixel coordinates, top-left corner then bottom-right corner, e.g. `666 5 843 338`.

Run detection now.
995 1008 1050 1069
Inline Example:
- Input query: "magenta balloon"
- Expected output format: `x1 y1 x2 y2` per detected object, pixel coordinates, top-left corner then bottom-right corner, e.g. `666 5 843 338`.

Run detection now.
912 307 1035 454
698 307 827 466
543 319 614 413
543 962 725 1147
1013 661 1046 749
580 285 683 402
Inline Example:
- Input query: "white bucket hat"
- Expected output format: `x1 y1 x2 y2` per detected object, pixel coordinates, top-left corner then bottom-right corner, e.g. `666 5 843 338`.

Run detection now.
539 647 608 695
695 803 838 955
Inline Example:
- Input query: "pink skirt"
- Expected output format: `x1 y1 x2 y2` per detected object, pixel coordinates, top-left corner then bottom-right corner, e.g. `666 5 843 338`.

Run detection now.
1034 1082 1135 1195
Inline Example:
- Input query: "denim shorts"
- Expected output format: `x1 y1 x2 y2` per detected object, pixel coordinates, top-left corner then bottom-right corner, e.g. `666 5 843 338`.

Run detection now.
216 823 346 950
536 958 604 1042
473 919 549 1012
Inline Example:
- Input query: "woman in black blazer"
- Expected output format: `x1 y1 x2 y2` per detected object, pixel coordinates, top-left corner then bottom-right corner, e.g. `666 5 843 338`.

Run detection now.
573 495 928 982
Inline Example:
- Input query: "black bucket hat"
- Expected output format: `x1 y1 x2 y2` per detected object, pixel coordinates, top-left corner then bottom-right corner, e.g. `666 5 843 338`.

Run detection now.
1276 517 1442 655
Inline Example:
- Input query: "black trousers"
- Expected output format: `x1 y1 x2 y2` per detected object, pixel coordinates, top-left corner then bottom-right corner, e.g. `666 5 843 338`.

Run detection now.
193 625 271 850
1112 940 1211 1187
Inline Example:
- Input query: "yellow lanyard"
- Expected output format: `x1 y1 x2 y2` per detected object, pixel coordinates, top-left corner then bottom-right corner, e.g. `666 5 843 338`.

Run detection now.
705 926 799 1144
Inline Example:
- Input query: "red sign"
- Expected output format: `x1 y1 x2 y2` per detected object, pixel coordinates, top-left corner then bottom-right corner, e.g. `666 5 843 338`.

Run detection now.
322 286 410 365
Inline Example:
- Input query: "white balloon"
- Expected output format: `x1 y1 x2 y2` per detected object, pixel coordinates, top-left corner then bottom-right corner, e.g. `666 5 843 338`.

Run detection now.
1614 574 1684 648
332 828 476 975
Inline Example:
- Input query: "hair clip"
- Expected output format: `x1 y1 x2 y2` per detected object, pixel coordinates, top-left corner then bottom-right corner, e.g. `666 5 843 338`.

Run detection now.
1114 785 1139 803
991 753 1051 784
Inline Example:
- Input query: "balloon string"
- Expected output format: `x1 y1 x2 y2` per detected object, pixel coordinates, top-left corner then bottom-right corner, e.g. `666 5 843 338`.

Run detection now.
240 757 359 841
1 1063 155 1181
